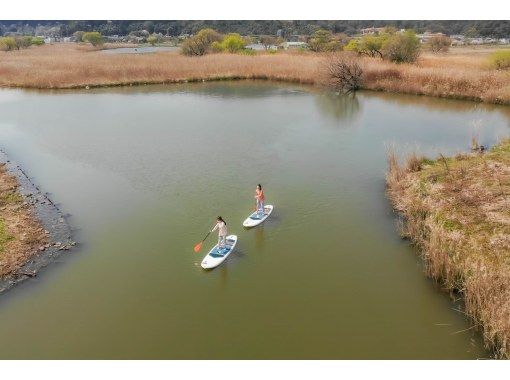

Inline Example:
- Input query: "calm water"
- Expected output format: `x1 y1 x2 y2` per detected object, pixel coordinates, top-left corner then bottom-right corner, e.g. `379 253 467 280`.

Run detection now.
0 82 509 359
101 46 179 54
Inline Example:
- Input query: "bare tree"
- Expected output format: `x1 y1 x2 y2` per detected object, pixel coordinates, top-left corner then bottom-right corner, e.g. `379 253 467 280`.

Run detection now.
260 35 277 50
322 54 363 93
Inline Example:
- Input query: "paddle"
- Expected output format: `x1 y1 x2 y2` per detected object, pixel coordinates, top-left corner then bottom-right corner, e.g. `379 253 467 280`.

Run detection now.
193 231 211 253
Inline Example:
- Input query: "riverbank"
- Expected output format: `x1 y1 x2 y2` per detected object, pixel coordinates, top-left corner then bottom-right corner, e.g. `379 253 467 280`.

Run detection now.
386 140 510 358
0 44 509 104
0 150 75 294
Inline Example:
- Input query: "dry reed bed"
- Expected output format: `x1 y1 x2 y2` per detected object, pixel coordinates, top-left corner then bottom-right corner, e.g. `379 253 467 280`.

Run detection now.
0 163 48 278
1 44 509 104
386 140 510 358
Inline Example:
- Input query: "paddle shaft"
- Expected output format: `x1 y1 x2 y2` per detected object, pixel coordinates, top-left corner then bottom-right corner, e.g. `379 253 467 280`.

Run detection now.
201 231 212 243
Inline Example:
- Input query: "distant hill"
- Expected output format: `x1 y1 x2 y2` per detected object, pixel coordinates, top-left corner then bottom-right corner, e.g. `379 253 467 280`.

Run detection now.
1 20 509 38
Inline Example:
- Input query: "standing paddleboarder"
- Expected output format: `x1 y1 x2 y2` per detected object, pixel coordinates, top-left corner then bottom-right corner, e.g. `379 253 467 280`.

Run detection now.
211 216 228 250
255 184 265 216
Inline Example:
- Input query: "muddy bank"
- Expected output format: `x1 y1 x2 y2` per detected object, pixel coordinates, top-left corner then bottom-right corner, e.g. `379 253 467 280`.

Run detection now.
0 149 75 294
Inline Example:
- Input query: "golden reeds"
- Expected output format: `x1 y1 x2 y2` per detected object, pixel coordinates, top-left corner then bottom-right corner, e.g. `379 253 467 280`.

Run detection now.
1 44 510 104
386 140 510 358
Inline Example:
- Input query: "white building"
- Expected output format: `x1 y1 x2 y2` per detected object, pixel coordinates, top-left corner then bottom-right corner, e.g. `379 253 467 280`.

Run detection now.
360 27 386 35
246 43 278 51
416 32 446 43
281 41 308 50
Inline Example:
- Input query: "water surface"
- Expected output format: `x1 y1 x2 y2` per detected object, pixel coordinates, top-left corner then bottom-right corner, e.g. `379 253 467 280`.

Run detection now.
101 46 179 54
0 82 508 359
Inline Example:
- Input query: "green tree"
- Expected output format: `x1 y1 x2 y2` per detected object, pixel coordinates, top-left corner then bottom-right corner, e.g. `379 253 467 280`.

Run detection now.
82 31 104 46
147 35 158 46
308 29 332 52
0 37 17 51
220 33 245 53
14 36 34 49
382 30 420 63
489 50 510 70
210 40 224 52
464 26 479 38
181 28 222 56
31 37 45 46
345 34 388 58
308 29 341 52
344 39 360 53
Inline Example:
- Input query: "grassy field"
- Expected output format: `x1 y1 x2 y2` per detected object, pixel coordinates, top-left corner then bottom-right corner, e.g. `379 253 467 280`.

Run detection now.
387 140 510 358
0 43 509 104
0 163 47 279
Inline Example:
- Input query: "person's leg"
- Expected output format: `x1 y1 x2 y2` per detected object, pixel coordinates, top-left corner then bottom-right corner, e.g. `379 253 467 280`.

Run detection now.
261 200 265 214
257 199 262 215
219 235 226 249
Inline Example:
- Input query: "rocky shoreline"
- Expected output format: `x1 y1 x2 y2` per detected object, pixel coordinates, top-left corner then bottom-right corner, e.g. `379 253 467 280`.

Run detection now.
0 149 75 294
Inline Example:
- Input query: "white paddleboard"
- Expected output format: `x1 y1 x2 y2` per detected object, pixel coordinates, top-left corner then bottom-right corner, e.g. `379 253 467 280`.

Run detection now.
242 205 274 228
201 234 238 269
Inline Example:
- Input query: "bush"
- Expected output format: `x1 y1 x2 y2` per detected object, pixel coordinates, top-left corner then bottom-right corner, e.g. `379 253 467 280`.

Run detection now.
308 29 342 52
489 50 510 70
382 30 420 63
15 36 34 49
220 33 246 53
0 37 17 51
210 41 224 53
345 34 388 58
82 32 104 47
308 29 331 52
31 36 44 46
428 35 452 53
147 35 157 46
181 28 222 56
322 53 363 92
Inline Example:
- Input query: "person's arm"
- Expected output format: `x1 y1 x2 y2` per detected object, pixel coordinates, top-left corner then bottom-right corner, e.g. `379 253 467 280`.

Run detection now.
211 223 218 232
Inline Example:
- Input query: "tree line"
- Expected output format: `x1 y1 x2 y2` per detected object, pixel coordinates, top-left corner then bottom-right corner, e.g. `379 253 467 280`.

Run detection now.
1 20 509 39
0 35 44 51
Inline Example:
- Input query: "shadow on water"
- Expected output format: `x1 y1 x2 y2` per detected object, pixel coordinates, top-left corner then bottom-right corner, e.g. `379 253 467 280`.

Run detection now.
314 91 361 123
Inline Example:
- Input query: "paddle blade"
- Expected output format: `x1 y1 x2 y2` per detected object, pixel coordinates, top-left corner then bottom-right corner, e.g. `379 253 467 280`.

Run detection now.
193 242 203 253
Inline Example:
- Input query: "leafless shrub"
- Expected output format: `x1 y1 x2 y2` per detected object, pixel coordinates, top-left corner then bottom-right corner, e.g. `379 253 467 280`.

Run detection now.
427 36 452 54
322 53 363 93
406 152 423 172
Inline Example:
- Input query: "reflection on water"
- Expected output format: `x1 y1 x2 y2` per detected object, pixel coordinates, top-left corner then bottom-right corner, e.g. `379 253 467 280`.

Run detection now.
314 92 361 123
101 46 179 54
254 226 265 250
362 90 510 120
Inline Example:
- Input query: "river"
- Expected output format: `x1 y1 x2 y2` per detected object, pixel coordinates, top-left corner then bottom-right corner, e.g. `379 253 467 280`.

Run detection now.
0 82 508 359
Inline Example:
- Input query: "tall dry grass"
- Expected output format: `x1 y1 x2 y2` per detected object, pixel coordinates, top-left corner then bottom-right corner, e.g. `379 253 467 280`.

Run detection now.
1 44 510 104
386 140 510 358
0 44 318 89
